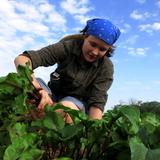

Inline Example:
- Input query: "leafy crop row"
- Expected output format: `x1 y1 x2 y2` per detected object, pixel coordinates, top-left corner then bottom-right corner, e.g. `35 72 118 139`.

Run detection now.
0 65 160 160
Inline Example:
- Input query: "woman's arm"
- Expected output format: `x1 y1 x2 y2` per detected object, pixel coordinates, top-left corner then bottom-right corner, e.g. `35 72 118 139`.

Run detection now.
14 55 53 110
14 55 41 89
87 58 114 119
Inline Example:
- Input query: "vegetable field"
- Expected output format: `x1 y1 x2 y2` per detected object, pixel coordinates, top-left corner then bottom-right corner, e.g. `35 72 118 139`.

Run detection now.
0 65 160 160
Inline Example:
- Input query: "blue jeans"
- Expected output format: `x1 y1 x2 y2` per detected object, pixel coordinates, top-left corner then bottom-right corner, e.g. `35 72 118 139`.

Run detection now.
36 78 86 112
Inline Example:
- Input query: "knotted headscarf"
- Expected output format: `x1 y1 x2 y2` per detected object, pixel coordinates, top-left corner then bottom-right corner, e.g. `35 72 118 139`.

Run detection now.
84 18 121 45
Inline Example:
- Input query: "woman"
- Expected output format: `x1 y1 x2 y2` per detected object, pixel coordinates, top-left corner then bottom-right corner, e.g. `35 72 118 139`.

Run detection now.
14 18 121 122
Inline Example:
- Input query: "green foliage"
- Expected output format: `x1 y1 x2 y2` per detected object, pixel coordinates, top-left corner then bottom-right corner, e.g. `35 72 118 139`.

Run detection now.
0 65 160 160
139 101 160 115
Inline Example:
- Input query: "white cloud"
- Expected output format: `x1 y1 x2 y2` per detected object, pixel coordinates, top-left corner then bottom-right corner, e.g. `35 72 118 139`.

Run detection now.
130 10 143 20
156 1 160 8
38 2 67 31
0 0 67 37
60 0 93 24
130 10 151 20
127 47 149 56
60 0 92 15
0 1 48 37
74 14 91 25
139 22 160 33
12 1 44 21
120 23 131 33
152 22 160 30
122 35 139 47
0 0 93 76
0 0 68 75
153 81 160 85
127 35 139 45
120 35 141 52
0 0 67 44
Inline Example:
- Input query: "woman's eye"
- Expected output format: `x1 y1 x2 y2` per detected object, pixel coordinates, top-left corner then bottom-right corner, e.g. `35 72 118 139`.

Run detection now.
100 48 107 52
90 42 97 47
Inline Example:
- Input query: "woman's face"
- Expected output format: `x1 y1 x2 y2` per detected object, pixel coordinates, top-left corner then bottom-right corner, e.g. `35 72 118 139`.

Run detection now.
82 35 111 62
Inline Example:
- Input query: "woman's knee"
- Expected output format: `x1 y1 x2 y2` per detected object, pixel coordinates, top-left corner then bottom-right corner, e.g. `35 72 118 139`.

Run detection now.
60 100 79 110
57 101 79 123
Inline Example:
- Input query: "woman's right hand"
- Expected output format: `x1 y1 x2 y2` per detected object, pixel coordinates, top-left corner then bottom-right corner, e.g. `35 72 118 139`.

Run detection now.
29 89 55 120
37 88 55 110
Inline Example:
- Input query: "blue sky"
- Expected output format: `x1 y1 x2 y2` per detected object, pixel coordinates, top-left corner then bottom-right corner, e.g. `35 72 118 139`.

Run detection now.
0 0 160 110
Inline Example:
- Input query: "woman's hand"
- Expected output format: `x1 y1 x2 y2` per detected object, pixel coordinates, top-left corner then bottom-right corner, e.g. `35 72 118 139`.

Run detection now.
37 89 54 110
89 106 103 119
28 89 55 120
29 109 45 120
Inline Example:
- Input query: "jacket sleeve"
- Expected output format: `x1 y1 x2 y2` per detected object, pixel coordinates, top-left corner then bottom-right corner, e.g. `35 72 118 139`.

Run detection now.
87 59 114 112
22 41 67 69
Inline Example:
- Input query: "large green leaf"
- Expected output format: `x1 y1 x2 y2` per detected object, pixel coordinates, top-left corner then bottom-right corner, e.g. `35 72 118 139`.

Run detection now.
120 106 140 134
4 145 43 160
3 145 21 160
129 136 148 160
141 113 160 133
19 148 43 160
45 106 65 130
146 148 160 160
17 62 33 83
0 73 22 100
4 123 42 160
59 123 84 141
51 103 88 122
12 94 28 114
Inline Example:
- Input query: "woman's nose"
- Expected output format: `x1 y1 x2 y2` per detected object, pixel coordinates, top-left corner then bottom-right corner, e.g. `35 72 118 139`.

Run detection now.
92 48 99 56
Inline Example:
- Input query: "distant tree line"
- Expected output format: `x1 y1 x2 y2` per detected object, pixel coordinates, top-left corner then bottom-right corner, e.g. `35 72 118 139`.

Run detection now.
138 101 160 115
114 101 160 115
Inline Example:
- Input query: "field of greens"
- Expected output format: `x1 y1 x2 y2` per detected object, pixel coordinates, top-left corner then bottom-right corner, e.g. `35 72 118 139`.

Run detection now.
1 64 160 160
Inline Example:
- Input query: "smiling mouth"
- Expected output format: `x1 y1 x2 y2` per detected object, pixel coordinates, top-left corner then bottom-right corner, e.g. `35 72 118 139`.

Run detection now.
88 54 97 59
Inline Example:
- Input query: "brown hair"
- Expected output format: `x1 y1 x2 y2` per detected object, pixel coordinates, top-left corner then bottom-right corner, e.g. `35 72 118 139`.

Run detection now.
60 33 115 57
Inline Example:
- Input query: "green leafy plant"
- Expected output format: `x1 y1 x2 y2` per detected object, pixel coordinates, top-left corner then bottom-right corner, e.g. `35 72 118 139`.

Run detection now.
1 64 160 160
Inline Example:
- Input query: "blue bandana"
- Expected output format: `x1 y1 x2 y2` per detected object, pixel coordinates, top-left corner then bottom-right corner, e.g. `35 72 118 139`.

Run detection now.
85 18 121 45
